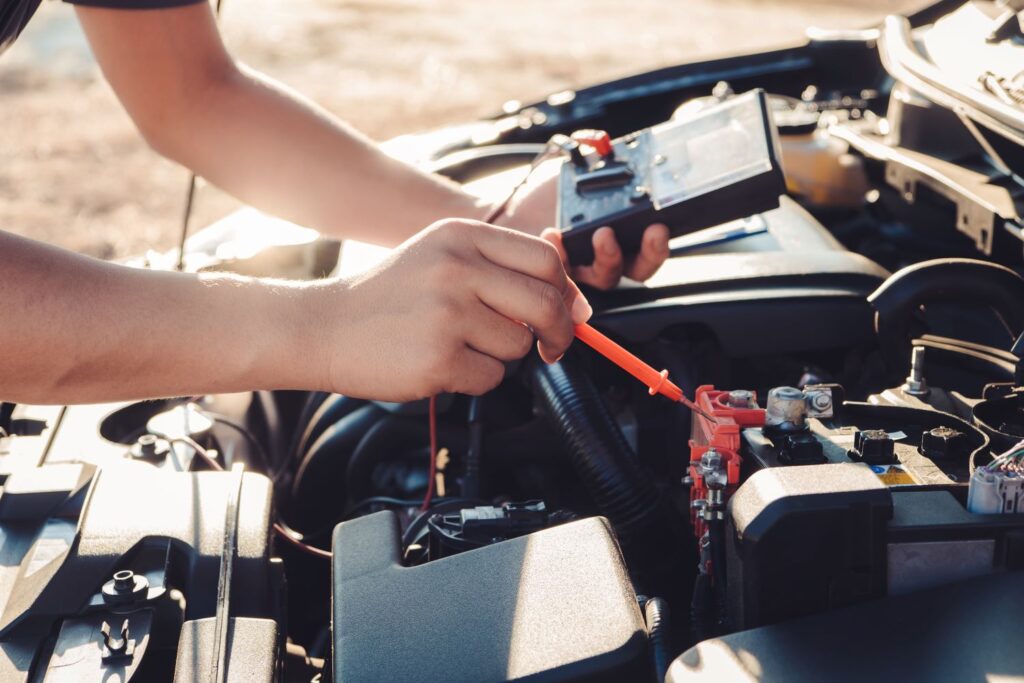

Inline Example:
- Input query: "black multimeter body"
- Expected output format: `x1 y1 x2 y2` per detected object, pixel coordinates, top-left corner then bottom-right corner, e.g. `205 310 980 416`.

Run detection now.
556 89 786 265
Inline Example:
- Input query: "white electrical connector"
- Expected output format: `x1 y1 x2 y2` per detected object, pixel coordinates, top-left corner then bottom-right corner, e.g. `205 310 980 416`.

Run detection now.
968 468 1024 514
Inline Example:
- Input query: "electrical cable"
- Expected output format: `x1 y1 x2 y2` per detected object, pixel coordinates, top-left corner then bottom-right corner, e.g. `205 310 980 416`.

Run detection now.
418 140 570 511
421 395 439 510
206 413 273 475
401 497 483 548
984 439 1024 474
303 494 474 542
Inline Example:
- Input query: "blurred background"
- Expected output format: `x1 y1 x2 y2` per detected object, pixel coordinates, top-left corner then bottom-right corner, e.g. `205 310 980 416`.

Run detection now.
1 0 920 260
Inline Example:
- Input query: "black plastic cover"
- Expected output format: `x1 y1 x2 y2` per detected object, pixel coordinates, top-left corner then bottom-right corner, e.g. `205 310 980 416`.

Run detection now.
0 461 278 682
173 617 278 682
726 463 892 630
332 513 647 683
668 571 1024 682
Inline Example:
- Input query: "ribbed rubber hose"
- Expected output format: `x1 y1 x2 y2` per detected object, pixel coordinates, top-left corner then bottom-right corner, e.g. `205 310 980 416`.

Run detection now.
868 258 1024 376
644 597 671 683
289 404 384 526
532 356 660 537
292 404 383 498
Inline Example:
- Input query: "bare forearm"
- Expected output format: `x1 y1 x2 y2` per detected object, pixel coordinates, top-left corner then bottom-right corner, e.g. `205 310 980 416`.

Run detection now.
75 4 487 246
0 231 324 404
154 66 486 245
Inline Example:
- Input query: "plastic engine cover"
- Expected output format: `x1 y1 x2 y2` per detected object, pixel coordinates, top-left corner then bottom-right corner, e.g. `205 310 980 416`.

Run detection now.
332 513 648 683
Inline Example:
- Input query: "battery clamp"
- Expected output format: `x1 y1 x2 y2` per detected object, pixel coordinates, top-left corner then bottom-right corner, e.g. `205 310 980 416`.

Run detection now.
556 89 786 265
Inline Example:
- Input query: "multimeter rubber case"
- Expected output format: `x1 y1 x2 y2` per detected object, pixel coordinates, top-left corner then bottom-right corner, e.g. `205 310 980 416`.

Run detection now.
556 89 786 265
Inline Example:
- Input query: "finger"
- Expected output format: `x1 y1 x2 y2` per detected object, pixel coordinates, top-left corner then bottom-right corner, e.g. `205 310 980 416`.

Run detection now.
472 263 579 362
447 347 506 395
539 228 592 326
539 227 569 268
625 223 670 282
471 222 591 324
584 227 623 290
545 227 613 291
463 304 534 362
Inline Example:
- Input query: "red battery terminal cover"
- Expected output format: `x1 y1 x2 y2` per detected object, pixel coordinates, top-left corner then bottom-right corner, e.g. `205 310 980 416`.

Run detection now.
570 129 614 157
687 385 766 537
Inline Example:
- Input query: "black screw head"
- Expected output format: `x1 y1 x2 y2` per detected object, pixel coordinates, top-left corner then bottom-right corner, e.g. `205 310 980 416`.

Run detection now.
102 570 149 605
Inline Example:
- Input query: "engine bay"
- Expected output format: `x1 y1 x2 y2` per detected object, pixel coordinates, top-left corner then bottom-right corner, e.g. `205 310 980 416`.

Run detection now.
4 2 1024 681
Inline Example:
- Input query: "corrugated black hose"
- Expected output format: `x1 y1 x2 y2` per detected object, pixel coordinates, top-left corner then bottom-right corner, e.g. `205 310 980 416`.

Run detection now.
531 354 661 538
644 597 671 683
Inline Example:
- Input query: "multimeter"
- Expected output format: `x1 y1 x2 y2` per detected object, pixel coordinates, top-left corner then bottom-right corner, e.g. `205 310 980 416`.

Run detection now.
556 89 786 265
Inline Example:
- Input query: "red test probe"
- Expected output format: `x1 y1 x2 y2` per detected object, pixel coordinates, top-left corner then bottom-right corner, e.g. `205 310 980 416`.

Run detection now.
573 323 717 421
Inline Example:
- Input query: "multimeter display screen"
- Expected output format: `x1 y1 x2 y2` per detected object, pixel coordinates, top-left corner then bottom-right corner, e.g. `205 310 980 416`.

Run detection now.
647 91 775 210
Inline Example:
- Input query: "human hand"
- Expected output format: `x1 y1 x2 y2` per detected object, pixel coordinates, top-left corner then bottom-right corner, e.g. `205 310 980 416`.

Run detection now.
319 219 591 402
495 159 671 289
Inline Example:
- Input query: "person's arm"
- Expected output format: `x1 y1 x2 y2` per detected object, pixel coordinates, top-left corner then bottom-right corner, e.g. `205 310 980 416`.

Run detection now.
75 2 478 248
73 3 669 288
0 222 588 405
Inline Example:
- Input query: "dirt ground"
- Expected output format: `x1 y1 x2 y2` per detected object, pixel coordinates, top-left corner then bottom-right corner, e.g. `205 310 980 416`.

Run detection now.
1 0 923 260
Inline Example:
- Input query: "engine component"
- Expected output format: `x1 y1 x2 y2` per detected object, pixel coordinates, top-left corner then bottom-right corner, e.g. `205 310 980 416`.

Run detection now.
667 572 1024 683
0 461 281 681
968 468 1024 514
901 346 930 396
968 441 1024 514
426 500 573 559
848 429 897 465
763 386 808 431
867 259 1024 380
725 460 1024 633
973 390 1024 452
742 395 989 486
919 425 972 461
686 386 765 539
332 513 649 683
556 89 785 264
726 463 893 630
532 356 661 538
642 596 671 683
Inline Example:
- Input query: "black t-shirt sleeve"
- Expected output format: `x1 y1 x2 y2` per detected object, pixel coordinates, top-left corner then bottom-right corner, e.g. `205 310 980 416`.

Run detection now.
3 0 206 58
62 0 206 7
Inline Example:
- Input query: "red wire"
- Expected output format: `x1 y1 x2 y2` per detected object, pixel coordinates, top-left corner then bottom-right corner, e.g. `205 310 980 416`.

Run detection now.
272 522 333 559
417 143 556 512
421 395 439 511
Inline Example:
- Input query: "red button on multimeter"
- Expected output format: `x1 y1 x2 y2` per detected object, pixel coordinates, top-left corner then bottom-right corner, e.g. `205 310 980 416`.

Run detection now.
570 130 614 158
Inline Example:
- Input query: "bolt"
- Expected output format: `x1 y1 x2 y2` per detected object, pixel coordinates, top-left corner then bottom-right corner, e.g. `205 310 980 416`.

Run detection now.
137 435 158 457
113 570 134 593
728 390 754 408
700 449 722 471
810 392 832 411
712 80 734 100
910 347 924 379
903 346 930 396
